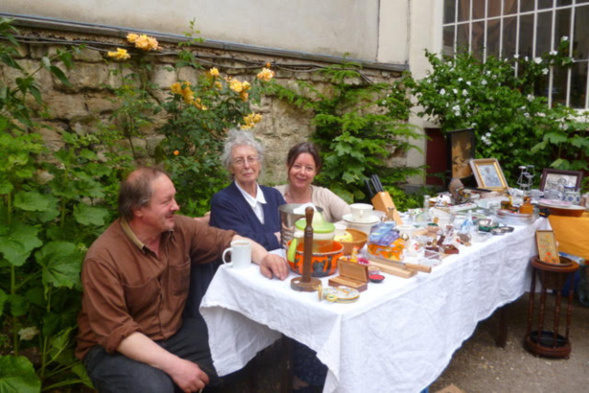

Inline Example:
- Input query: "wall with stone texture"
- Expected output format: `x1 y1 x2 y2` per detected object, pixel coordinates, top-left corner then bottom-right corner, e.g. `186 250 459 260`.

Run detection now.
1 28 405 186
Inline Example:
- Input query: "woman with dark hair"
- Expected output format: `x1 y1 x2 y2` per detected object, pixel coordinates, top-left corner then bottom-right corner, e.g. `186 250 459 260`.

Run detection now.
275 142 350 223
210 129 285 251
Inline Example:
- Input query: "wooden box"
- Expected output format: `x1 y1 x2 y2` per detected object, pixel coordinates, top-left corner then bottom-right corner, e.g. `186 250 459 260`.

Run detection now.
328 259 369 292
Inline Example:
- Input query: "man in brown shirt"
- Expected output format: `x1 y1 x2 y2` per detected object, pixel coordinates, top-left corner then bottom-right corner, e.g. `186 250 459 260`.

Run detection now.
76 167 288 393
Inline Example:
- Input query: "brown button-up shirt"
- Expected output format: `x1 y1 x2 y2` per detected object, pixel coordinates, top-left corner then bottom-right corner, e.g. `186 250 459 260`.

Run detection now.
75 215 235 360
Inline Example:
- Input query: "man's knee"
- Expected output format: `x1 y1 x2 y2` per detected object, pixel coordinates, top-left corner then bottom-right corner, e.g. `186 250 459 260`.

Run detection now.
86 347 175 393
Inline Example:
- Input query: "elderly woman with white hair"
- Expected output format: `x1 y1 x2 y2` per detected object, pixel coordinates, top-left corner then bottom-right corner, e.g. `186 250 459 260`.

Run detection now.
209 129 286 251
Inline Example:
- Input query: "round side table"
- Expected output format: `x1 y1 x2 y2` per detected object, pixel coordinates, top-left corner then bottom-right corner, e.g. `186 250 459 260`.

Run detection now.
524 256 579 358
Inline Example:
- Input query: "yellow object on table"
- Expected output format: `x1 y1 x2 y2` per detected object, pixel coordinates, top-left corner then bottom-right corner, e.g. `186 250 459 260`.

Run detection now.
548 212 589 260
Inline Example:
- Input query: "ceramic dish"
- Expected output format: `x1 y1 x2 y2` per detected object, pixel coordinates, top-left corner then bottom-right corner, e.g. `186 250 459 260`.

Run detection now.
538 202 586 217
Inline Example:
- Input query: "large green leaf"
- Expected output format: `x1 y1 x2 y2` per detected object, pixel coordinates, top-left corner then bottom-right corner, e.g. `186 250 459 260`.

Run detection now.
0 223 42 266
13 191 52 212
0 355 41 393
73 204 109 226
35 241 82 289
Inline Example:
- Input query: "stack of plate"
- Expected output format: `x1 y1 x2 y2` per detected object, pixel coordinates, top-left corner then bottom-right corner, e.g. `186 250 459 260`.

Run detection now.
343 212 383 234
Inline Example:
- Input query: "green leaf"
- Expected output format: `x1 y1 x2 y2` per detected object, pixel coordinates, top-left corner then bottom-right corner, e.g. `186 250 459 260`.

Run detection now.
50 65 71 87
0 223 42 266
0 355 41 393
13 191 52 212
35 241 82 289
7 294 28 317
73 204 109 226
544 132 568 144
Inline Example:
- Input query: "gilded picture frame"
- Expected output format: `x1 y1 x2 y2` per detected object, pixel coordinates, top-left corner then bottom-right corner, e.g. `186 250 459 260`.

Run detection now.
469 158 508 191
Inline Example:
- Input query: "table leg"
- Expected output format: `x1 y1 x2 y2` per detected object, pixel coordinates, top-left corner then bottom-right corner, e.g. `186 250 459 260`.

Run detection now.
495 305 508 348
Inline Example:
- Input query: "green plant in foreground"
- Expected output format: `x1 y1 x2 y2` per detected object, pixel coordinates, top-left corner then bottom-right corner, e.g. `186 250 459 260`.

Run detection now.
0 18 125 392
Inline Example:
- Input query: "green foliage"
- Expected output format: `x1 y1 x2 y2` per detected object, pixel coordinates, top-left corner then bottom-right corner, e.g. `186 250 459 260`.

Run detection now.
0 19 123 392
406 37 588 189
265 61 425 203
156 61 272 216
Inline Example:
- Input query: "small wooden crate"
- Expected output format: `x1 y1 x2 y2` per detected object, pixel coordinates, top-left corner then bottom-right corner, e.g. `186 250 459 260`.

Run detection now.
328 259 369 292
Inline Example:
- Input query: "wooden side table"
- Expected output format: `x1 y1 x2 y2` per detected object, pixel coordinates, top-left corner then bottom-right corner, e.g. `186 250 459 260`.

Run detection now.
524 256 579 358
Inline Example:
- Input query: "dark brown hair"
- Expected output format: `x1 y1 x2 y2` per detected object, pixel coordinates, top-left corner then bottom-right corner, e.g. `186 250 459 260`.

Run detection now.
118 166 170 221
286 142 322 173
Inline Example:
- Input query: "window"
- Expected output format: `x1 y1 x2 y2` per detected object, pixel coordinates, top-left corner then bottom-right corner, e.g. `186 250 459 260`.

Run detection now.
443 0 589 109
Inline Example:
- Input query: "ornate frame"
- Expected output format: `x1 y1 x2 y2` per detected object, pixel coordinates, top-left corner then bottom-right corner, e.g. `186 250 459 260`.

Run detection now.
469 158 508 191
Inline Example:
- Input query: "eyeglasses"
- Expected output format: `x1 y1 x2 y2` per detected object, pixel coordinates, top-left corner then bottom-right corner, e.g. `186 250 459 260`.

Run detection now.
232 156 260 166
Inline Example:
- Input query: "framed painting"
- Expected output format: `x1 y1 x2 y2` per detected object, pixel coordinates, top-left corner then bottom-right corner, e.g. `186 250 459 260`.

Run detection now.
446 128 476 187
535 230 560 264
469 158 508 191
540 169 583 192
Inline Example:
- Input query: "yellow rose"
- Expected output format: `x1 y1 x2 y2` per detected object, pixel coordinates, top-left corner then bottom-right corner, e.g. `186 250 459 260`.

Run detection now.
209 67 219 77
126 33 139 43
107 48 130 61
242 81 251 91
229 79 243 93
134 34 160 51
257 68 275 81
240 91 249 102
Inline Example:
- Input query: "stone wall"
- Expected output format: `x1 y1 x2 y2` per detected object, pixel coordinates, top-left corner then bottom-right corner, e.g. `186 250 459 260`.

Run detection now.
1 27 405 186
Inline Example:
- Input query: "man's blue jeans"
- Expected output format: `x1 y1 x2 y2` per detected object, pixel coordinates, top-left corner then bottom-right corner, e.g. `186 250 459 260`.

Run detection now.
84 316 220 393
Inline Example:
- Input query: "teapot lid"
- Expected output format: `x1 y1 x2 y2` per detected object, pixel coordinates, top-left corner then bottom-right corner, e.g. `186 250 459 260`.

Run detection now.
294 211 335 233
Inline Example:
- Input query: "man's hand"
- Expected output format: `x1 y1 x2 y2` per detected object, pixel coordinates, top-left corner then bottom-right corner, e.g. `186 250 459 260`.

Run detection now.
167 357 210 393
260 252 289 280
237 234 289 280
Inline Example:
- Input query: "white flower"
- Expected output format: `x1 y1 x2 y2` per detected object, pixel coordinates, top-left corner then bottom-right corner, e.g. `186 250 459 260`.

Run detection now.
481 79 488 85
18 327 40 341
562 36 568 41
440 88 446 95
452 88 458 95
524 56 529 62
524 113 530 118
527 94 535 102
485 132 491 138
542 68 549 75
513 54 520 59
452 105 461 116
466 81 472 86
462 89 468 96
534 57 542 64
458 77 463 82
550 51 558 56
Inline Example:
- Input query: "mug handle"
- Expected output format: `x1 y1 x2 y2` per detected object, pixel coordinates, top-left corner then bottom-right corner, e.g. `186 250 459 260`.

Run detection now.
222 248 232 264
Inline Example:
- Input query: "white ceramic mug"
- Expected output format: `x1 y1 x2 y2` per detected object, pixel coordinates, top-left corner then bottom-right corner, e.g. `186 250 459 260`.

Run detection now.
222 240 252 269
350 203 374 222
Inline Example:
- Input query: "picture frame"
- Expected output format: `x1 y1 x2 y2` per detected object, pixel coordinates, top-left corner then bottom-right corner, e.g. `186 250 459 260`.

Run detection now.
446 128 476 187
469 158 508 191
540 168 583 192
535 230 560 264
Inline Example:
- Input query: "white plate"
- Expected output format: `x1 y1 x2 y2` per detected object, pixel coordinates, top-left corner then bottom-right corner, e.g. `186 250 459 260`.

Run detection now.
343 213 380 224
538 199 572 208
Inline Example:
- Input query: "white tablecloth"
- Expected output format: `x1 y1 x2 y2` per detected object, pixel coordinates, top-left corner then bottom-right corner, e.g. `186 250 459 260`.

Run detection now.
200 218 549 393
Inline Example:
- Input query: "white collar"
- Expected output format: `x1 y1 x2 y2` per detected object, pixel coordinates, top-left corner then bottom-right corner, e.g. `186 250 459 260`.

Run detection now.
235 181 267 209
